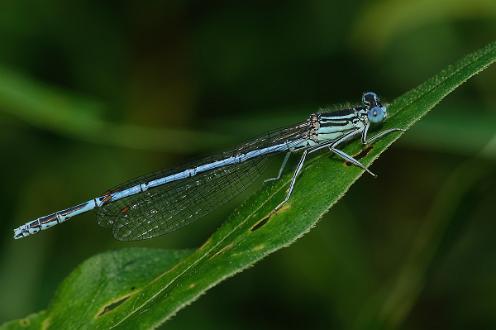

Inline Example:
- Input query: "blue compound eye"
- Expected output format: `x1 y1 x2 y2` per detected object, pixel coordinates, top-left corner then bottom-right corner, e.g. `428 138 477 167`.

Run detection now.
362 92 379 106
368 106 387 124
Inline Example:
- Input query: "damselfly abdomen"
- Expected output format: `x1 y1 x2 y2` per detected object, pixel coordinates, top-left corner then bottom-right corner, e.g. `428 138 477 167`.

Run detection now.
14 92 403 241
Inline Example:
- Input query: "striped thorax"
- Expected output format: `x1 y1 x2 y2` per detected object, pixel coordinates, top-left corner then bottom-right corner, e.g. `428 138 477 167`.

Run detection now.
315 91 388 144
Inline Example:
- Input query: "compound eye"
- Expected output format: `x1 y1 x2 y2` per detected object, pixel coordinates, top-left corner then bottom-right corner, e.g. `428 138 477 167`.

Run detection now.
368 106 387 124
362 92 379 106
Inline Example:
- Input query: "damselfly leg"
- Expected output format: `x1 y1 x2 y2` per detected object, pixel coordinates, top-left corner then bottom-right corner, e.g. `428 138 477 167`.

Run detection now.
328 147 377 177
274 126 404 211
275 149 308 210
309 130 376 176
264 152 291 183
362 127 406 145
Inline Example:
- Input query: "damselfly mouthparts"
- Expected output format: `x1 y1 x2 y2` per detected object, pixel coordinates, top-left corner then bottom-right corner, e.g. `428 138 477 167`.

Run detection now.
14 92 403 241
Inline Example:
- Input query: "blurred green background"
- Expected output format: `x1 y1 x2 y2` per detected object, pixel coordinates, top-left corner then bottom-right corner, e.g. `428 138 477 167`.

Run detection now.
1 1 495 329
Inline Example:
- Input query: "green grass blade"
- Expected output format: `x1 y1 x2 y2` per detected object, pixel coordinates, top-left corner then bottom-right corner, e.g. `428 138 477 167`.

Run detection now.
2 41 496 329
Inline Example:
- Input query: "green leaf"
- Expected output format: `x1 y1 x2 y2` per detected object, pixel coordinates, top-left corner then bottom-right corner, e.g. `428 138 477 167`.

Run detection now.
3 41 496 329
0 312 47 330
0 248 192 330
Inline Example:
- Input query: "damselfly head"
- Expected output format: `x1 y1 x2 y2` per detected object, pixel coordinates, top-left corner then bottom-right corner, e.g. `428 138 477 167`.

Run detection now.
362 92 380 107
362 92 387 125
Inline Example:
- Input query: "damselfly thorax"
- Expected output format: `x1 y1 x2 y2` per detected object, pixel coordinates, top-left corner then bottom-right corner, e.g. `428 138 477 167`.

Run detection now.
14 92 404 241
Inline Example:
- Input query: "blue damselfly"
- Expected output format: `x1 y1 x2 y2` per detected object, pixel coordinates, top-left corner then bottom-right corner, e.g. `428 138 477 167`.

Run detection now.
14 92 403 241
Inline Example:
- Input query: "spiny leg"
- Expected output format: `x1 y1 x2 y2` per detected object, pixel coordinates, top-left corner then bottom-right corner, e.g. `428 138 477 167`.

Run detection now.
328 146 377 177
309 129 377 177
275 150 308 211
327 126 404 176
264 152 291 183
362 127 405 145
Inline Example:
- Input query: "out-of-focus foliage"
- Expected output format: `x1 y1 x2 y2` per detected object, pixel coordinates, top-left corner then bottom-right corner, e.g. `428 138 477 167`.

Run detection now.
352 0 496 52
0 1 495 329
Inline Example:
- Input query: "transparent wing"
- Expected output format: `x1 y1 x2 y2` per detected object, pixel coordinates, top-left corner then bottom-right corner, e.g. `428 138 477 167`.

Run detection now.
97 122 310 241
97 157 266 241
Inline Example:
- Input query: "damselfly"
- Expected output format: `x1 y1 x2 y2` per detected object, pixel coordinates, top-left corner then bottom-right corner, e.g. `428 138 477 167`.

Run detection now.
13 92 403 241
